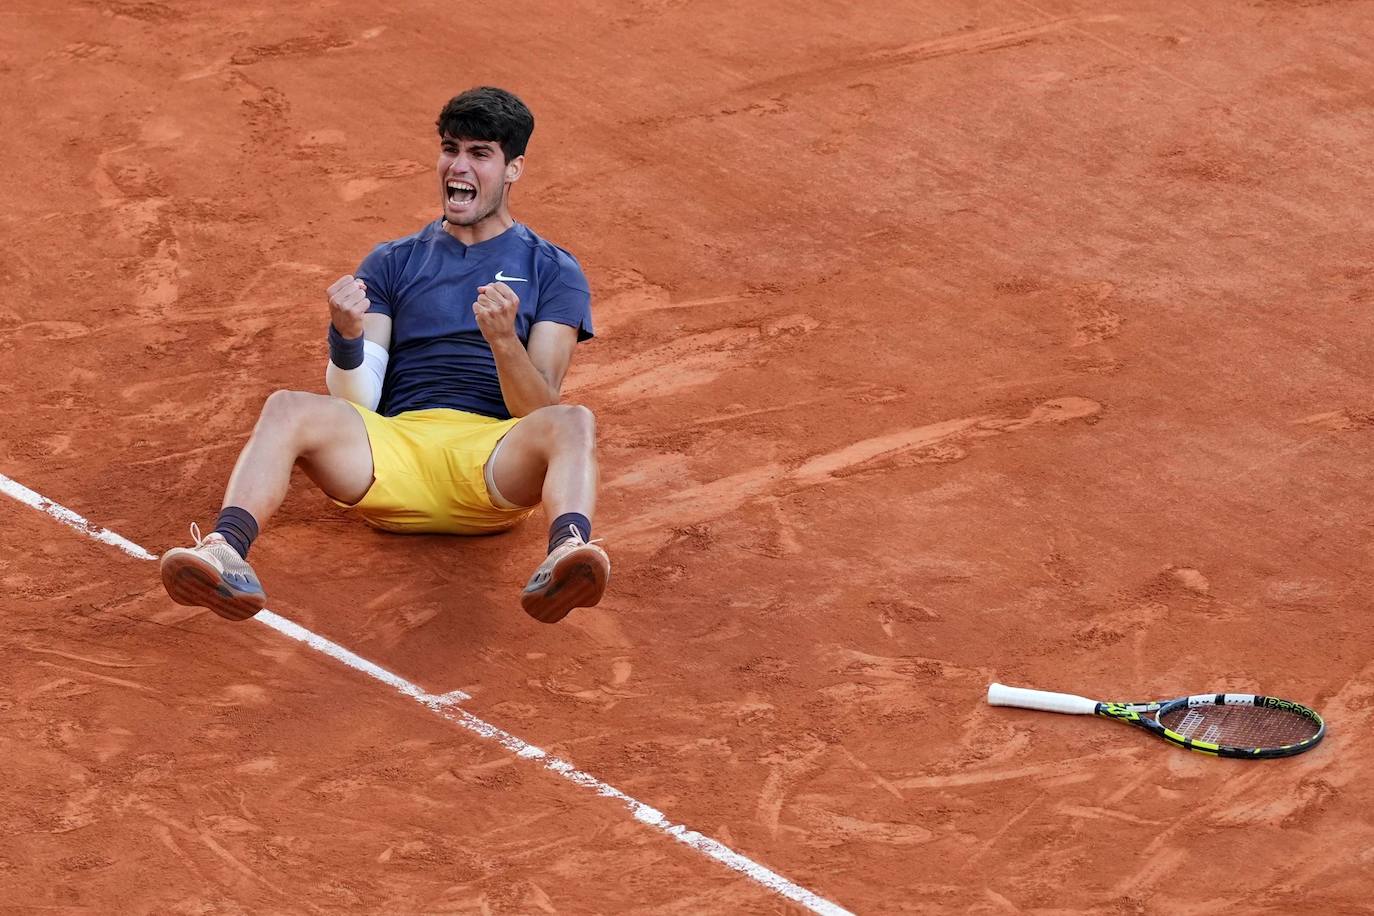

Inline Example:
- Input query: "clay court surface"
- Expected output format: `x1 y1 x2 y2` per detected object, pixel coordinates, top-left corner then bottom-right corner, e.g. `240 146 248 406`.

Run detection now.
3 0 1373 912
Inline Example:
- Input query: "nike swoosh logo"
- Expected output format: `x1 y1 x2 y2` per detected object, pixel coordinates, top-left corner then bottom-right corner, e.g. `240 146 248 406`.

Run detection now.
494 270 528 283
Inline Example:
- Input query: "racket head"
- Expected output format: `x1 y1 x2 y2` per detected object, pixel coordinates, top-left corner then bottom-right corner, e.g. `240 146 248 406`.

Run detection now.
1109 694 1326 758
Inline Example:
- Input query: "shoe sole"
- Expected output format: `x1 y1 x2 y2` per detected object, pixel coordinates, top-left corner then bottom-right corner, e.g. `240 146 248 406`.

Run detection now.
521 547 609 624
160 549 266 622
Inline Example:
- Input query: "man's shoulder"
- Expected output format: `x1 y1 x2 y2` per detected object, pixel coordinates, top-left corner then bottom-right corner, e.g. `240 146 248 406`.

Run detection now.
372 219 443 256
512 224 587 289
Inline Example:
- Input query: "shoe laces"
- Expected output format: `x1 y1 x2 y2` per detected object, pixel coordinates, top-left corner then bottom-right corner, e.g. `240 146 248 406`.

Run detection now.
189 523 233 557
561 524 604 550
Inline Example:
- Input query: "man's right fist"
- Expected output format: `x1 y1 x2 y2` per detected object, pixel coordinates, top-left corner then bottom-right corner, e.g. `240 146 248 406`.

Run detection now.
327 275 370 339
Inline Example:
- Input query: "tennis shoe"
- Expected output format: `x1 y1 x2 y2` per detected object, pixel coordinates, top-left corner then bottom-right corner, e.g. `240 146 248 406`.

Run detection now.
520 526 610 623
160 523 267 621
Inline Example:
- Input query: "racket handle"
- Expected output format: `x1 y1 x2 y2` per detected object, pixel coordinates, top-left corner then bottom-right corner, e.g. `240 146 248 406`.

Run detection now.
987 683 1099 715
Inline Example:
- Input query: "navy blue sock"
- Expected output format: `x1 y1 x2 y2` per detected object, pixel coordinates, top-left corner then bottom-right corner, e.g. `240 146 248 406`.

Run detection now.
548 513 591 554
214 506 260 560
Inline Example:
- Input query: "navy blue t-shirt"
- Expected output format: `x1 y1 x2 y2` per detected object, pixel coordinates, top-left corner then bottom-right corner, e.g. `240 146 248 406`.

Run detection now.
356 219 593 420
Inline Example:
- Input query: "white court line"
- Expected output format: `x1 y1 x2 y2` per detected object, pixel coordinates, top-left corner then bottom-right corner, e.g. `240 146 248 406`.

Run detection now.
1 472 157 561
0 473 467 707
0 471 852 916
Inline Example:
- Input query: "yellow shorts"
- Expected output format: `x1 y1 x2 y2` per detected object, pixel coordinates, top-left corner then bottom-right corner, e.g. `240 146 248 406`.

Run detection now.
333 405 537 535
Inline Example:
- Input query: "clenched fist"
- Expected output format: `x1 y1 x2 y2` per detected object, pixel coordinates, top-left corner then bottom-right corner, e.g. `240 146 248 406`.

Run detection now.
327 275 370 339
473 281 520 345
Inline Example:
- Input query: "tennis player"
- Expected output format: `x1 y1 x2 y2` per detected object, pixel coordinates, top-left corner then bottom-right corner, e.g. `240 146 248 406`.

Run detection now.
159 86 609 624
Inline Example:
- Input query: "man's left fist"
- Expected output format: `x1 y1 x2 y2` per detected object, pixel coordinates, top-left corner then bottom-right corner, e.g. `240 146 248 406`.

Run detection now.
473 281 520 344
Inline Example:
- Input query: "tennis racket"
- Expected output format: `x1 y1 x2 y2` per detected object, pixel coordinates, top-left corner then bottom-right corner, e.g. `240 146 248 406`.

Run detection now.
987 682 1325 758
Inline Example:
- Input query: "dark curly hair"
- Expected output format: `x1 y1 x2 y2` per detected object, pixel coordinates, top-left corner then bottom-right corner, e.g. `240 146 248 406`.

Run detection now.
435 87 535 162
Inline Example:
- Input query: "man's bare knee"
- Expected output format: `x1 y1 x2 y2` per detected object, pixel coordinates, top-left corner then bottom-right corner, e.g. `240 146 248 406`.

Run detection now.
257 390 348 451
259 390 312 433
549 404 596 447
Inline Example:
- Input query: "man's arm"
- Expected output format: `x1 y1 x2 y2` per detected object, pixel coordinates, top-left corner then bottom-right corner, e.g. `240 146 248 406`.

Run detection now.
474 281 577 417
324 275 393 411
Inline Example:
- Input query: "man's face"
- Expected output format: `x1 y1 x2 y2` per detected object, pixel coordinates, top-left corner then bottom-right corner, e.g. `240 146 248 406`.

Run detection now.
437 134 522 226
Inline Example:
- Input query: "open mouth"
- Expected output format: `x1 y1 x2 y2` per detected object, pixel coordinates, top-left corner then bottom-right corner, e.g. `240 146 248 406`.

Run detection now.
446 180 476 205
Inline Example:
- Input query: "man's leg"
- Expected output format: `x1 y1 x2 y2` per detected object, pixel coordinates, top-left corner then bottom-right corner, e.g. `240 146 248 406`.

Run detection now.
487 403 597 518
222 390 375 522
487 404 609 623
160 390 374 620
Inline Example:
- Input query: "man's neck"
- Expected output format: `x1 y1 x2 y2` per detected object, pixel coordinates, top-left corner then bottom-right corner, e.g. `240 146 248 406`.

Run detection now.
443 210 515 247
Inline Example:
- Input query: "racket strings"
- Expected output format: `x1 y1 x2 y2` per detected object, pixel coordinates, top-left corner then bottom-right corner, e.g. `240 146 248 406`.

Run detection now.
1158 704 1319 749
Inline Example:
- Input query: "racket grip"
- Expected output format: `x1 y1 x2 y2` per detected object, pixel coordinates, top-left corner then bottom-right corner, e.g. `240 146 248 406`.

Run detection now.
987 683 1099 715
